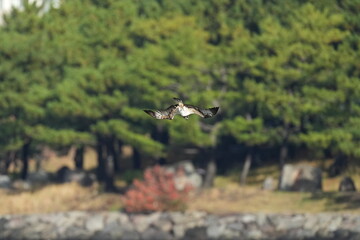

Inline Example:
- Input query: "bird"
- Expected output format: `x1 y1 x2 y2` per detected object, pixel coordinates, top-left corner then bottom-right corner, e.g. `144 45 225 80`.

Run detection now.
144 98 219 120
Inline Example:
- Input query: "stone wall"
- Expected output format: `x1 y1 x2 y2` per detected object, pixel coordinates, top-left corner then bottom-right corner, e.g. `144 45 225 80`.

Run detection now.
1 211 360 239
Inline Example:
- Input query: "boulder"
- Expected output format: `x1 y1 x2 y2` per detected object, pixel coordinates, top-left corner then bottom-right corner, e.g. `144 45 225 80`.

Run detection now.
278 164 322 192
262 176 275 191
56 166 96 187
164 161 203 191
339 176 356 192
56 166 70 182
12 180 32 191
0 174 11 189
27 170 50 186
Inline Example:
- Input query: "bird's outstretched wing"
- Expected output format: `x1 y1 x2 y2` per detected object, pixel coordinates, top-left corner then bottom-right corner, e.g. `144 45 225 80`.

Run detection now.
143 104 178 120
186 105 219 118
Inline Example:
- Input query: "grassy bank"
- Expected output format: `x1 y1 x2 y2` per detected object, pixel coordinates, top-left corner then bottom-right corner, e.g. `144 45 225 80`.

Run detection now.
1 151 359 215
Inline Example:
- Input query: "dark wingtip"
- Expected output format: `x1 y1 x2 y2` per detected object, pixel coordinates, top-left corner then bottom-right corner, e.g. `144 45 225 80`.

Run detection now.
144 110 154 117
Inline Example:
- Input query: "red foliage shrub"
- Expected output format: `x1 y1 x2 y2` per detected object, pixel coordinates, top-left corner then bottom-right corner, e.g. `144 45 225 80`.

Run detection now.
122 165 193 213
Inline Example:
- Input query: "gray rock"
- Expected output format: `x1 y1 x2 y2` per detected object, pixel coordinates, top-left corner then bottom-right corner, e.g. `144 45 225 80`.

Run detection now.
293 228 317 238
35 224 58 239
122 230 140 240
328 216 343 232
152 218 173 232
184 226 207 240
339 176 357 192
279 164 322 192
91 231 111 240
276 215 305 231
64 226 90 239
223 228 241 239
317 213 333 229
169 212 188 224
187 211 207 219
103 219 120 232
5 216 26 229
262 176 275 190
173 224 185 238
207 223 226 238
304 214 319 230
219 215 237 224
18 227 42 239
0 174 11 189
1 211 360 240
246 229 263 239
255 213 268 226
104 212 126 225
131 212 161 233
0 218 9 238
55 212 86 235
334 229 351 239
205 215 219 225
141 227 173 240
27 170 50 186
24 214 41 224
227 222 245 231
165 161 203 190
11 179 31 191
85 215 104 232
241 214 256 224
108 227 125 238
56 166 95 186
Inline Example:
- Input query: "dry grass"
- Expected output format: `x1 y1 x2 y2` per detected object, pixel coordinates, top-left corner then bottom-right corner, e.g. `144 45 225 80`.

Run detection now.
188 183 325 214
0 183 121 215
2 148 360 215
188 182 360 214
29 147 98 173
189 160 360 215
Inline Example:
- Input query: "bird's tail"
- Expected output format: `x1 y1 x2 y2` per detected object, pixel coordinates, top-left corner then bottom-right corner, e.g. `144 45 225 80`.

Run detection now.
209 107 219 116
201 107 220 118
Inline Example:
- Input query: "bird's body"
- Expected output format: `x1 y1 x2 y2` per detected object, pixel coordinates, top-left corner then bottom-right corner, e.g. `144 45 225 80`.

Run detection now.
144 98 219 120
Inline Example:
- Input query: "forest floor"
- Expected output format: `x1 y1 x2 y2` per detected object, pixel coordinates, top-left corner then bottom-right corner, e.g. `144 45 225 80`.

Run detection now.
1 148 360 215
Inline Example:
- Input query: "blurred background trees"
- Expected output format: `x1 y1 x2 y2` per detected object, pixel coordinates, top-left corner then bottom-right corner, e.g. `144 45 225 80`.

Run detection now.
0 0 359 189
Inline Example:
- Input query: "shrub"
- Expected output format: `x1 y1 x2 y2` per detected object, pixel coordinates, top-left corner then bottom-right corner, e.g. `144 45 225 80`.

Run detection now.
121 169 143 185
122 165 193 213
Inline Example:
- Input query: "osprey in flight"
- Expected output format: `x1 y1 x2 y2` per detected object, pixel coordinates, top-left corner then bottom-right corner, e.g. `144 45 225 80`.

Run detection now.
144 98 219 120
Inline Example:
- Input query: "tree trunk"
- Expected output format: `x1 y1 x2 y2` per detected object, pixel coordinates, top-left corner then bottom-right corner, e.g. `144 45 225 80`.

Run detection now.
104 155 116 191
96 137 118 191
203 148 217 189
279 125 290 170
133 149 141 170
108 139 122 173
151 125 169 165
74 146 84 170
104 139 117 192
0 157 7 174
35 155 42 171
96 139 106 182
240 150 253 185
0 151 15 174
21 142 30 180
279 142 288 170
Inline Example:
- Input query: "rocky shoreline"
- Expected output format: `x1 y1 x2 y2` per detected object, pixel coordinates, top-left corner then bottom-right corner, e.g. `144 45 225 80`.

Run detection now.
1 211 360 239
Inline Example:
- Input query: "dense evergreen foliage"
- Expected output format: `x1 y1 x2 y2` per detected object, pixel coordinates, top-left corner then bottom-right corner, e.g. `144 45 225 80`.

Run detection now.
0 0 359 188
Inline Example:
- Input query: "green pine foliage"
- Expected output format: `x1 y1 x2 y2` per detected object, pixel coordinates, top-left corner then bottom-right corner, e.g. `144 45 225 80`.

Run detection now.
0 0 359 180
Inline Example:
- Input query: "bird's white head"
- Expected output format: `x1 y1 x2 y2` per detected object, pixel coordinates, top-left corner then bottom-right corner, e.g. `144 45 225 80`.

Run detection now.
173 98 184 106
